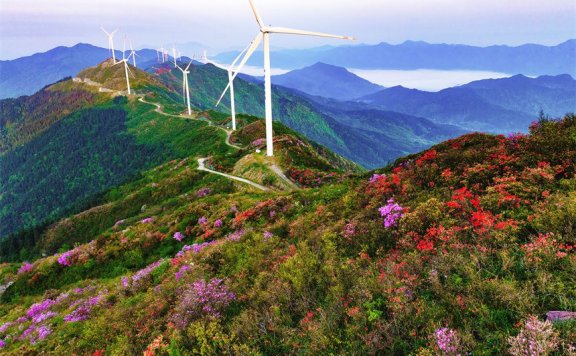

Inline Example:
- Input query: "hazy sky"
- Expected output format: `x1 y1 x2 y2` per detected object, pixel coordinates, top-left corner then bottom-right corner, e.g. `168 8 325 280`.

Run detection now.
1 0 575 60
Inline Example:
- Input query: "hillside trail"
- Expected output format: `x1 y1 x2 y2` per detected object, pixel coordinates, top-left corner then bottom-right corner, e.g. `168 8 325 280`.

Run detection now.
77 76 298 191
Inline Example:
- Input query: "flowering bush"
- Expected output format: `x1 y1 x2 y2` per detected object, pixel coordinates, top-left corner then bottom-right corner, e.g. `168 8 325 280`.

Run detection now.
508 316 559 355
141 217 154 224
196 187 212 197
57 250 76 266
63 295 103 323
121 260 164 292
173 232 185 242
171 278 235 329
434 327 461 355
17 261 33 275
378 198 404 228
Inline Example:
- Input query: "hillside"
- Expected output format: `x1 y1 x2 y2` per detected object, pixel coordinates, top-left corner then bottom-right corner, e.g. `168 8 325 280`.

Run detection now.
0 114 574 354
215 39 576 76
154 62 465 168
356 74 576 132
271 62 384 100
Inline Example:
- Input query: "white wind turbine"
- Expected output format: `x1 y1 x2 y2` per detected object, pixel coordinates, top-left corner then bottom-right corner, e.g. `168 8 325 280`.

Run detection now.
175 61 193 115
227 0 354 156
129 41 138 67
115 39 135 95
214 44 252 131
101 27 118 63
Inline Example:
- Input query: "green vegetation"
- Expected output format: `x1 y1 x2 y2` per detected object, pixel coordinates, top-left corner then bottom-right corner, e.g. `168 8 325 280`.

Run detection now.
0 111 573 353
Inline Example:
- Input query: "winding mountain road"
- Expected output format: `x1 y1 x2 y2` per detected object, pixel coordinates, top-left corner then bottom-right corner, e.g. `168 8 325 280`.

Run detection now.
78 77 297 191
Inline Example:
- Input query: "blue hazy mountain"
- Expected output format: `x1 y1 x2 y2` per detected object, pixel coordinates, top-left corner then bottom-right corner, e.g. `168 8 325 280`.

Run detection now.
214 39 576 76
271 62 384 100
0 44 158 99
355 74 576 132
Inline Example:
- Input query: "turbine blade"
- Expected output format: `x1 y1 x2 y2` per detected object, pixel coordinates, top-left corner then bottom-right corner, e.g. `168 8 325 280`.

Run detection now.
248 0 265 28
215 80 232 107
101 27 110 36
228 32 263 83
265 26 355 40
185 61 193 71
230 42 252 70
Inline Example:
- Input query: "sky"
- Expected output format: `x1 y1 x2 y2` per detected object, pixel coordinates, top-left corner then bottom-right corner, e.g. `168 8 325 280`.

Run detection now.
0 0 575 60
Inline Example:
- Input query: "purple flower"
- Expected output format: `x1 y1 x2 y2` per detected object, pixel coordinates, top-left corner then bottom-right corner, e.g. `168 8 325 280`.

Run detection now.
63 295 102 323
263 231 273 239
57 250 75 266
141 217 154 224
173 232 185 242
27 299 56 319
121 260 164 292
227 229 245 242
198 216 208 225
171 278 235 329
18 261 34 275
0 339 5 348
269 210 277 219
175 265 192 280
32 311 57 324
343 222 357 238
0 322 13 334
214 219 223 228
36 325 51 340
196 188 212 197
435 327 460 354
114 219 125 228
369 173 386 183
378 198 404 228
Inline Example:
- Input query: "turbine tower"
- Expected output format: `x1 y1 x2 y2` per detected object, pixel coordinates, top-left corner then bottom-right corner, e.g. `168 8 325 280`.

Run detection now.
116 39 135 95
229 0 354 156
101 27 118 63
175 61 193 116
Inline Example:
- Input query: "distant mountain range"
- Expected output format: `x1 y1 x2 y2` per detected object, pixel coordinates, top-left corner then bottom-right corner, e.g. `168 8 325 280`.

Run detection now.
0 43 158 99
355 74 576 133
215 39 576 76
271 62 384 100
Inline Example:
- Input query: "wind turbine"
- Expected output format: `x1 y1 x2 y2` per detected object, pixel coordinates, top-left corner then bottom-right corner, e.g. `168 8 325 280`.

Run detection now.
227 0 354 156
129 41 138 67
116 39 134 95
175 61 193 115
101 27 118 63
214 44 252 131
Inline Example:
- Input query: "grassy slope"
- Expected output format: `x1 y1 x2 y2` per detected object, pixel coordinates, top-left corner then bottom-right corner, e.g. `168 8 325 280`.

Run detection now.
0 115 574 354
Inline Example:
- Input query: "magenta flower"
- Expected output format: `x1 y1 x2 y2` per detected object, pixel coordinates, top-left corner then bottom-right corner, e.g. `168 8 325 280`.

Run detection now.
36 325 51 341
227 229 245 242
175 265 192 280
171 278 235 329
263 231 273 239
173 232 185 242
18 261 33 275
57 250 75 266
0 322 13 334
114 219 125 228
63 295 103 323
435 327 460 354
198 216 208 225
27 299 56 319
32 311 57 324
214 219 223 228
196 187 212 197
0 339 5 348
369 173 386 183
378 198 404 228
343 222 357 238
141 217 154 224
